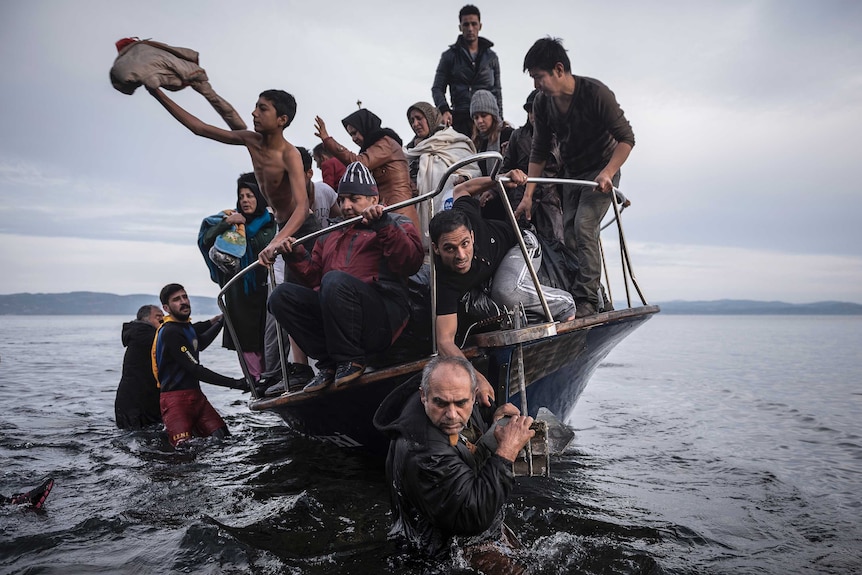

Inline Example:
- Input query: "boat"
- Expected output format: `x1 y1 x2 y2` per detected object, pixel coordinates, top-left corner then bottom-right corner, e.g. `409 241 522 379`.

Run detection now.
218 152 660 458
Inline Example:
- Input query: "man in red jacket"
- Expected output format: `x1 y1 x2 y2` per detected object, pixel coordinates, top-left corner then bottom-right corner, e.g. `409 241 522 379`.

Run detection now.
268 162 424 393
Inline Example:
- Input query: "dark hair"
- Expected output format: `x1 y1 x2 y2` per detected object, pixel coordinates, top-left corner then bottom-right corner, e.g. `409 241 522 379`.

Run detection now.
459 4 480 21
159 283 185 305
429 208 473 245
523 36 571 73
312 143 329 159
237 171 257 188
136 304 158 321
297 146 313 172
258 90 297 127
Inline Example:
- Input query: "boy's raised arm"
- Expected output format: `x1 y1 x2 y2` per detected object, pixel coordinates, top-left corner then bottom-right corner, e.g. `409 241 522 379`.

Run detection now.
147 87 248 145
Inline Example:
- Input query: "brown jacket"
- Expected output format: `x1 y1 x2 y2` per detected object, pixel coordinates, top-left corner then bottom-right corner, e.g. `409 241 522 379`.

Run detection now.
324 135 420 230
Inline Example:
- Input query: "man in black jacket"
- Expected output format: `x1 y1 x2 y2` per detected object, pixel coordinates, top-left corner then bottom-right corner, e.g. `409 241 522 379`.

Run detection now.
114 304 164 430
374 356 533 568
431 4 503 136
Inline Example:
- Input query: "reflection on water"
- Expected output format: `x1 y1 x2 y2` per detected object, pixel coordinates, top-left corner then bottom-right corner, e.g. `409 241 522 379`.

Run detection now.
1 315 860 574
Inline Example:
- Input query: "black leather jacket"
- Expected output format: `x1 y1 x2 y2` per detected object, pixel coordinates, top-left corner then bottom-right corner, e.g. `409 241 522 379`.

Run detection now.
373 379 514 558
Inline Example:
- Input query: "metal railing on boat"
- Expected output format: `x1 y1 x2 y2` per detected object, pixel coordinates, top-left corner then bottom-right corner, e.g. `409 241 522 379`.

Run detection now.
216 151 650 399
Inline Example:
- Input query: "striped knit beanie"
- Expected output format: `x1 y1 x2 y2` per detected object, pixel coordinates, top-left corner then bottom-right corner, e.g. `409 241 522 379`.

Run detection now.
337 162 378 196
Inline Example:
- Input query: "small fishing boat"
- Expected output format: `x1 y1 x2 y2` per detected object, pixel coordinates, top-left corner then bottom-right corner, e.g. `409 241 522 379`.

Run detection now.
219 153 659 458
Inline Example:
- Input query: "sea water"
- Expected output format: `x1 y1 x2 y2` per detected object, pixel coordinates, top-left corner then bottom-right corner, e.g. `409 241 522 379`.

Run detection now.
0 314 860 574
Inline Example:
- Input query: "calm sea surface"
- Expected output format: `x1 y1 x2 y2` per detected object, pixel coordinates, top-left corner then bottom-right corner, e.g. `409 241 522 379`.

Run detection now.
0 314 860 574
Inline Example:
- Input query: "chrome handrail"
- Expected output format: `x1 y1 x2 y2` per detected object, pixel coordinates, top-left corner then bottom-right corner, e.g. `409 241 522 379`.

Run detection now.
500 174 648 309
217 151 506 391
218 151 650 395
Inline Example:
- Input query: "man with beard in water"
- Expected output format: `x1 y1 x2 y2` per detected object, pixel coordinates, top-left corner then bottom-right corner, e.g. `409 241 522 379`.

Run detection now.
153 284 247 447
374 356 534 572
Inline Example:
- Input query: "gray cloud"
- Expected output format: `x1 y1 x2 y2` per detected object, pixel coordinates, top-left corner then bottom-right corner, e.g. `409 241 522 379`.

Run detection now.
1 0 860 301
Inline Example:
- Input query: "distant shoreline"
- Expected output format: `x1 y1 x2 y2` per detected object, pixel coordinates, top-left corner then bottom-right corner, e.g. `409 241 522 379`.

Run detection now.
1 292 861 316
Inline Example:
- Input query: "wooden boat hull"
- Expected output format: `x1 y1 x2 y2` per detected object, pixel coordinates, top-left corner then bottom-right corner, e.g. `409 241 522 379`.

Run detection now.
249 305 659 457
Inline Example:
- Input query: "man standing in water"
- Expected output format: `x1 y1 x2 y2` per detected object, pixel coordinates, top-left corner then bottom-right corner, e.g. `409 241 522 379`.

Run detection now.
114 304 164 430
147 87 312 267
374 356 533 571
154 284 246 447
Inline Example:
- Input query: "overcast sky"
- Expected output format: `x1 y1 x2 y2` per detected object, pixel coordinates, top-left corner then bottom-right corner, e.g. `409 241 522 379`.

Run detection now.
1 0 860 304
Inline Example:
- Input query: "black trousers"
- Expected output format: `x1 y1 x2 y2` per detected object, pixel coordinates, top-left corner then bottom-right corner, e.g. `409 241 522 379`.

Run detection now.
268 271 406 369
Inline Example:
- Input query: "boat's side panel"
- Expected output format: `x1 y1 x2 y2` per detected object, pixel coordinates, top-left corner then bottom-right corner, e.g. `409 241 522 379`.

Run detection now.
256 309 656 455
492 313 655 422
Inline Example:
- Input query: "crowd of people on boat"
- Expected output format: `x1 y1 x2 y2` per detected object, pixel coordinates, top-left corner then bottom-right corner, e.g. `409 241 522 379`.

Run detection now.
110 4 635 569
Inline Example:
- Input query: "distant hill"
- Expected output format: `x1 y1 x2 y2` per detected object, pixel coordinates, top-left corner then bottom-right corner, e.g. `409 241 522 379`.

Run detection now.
1 292 860 316
655 299 862 315
0 292 220 316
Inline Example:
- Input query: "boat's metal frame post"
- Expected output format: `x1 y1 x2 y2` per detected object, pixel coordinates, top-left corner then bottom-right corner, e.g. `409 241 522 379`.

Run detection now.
500 175 650 307
216 271 256 395
607 181 650 307
269 266 290 395
489 158 555 324
598 237 614 310
512 308 534 476
618 219 633 307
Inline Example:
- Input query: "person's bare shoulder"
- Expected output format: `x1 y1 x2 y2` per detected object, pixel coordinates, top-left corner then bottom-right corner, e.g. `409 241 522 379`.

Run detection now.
280 141 303 168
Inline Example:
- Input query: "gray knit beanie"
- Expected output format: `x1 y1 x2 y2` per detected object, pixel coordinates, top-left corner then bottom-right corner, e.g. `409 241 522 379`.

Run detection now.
469 90 500 120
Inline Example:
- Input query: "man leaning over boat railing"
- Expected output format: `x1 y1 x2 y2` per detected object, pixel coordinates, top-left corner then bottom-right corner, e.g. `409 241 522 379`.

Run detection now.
429 168 576 406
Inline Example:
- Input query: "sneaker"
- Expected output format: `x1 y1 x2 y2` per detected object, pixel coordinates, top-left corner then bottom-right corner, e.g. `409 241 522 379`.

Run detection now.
303 369 335 393
264 380 286 397
575 299 597 318
287 363 315 391
334 362 366 388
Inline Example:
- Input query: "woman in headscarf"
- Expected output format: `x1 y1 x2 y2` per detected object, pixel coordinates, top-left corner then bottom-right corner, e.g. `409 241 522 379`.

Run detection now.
314 109 420 230
198 173 276 381
470 90 515 220
403 101 481 249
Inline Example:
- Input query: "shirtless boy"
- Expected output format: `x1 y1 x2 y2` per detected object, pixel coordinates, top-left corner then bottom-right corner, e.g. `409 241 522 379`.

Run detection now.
147 87 309 266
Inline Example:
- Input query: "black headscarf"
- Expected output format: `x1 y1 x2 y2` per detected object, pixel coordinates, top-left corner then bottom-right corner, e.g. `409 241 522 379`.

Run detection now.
341 109 402 152
236 173 268 219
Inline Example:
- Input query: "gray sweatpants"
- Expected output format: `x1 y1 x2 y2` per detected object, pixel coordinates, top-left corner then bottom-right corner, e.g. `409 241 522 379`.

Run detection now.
490 230 576 323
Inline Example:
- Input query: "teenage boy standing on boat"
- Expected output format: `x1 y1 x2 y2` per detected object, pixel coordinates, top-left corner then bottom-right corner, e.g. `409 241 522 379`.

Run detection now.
146 87 312 268
153 284 246 447
514 37 635 318
432 4 503 137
